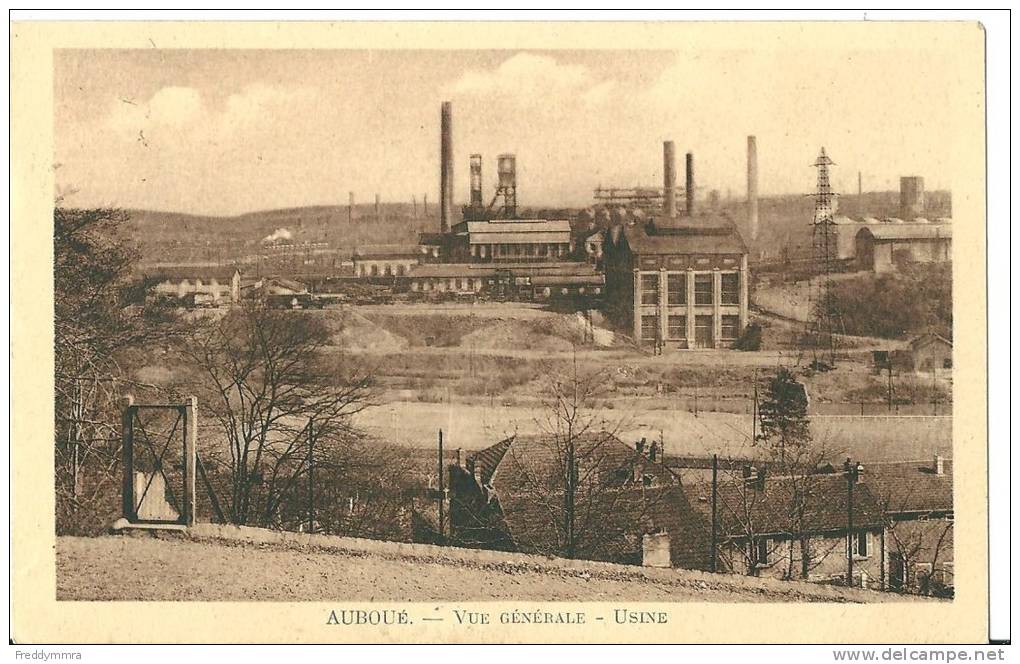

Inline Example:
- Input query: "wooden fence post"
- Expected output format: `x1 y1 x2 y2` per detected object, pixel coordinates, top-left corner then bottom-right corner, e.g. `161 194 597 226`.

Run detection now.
121 395 135 521
183 396 198 526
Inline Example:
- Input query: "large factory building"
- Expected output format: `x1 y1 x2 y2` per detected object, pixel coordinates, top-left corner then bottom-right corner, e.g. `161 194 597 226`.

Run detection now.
603 143 750 350
397 102 602 299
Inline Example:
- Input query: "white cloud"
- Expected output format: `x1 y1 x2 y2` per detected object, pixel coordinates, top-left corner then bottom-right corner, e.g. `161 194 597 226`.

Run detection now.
451 52 606 101
103 84 313 143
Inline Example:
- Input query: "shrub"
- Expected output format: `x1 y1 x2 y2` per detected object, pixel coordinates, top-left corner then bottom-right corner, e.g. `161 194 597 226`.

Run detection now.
733 322 763 351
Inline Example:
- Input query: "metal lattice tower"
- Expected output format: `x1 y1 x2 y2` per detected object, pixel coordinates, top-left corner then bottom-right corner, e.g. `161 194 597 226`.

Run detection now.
808 147 840 367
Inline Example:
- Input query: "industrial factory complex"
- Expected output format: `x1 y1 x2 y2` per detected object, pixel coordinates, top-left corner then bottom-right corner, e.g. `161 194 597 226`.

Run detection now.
148 100 952 351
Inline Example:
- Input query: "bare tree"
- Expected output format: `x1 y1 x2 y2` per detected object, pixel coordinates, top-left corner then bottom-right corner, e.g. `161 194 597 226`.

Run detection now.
54 206 181 533
183 303 373 527
494 351 665 562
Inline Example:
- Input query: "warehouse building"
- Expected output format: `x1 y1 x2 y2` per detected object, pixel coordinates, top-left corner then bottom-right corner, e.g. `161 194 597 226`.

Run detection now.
450 218 574 262
352 244 421 277
855 223 952 273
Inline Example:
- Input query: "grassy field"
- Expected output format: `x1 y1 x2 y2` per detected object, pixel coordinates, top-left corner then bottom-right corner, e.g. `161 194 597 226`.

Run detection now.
354 400 951 463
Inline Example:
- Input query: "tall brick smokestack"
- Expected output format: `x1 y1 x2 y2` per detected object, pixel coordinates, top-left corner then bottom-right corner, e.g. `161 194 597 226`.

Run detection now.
663 141 676 217
685 152 695 217
440 101 454 234
747 136 759 240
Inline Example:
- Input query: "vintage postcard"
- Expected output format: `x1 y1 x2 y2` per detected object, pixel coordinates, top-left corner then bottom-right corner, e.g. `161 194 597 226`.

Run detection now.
11 19 989 644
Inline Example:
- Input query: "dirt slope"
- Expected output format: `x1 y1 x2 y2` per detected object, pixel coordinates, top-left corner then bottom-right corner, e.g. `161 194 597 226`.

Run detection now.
57 535 916 603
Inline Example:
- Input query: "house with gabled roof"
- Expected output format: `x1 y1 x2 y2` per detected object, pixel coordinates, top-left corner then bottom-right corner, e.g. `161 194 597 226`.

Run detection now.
447 432 711 569
863 456 954 596
685 465 887 588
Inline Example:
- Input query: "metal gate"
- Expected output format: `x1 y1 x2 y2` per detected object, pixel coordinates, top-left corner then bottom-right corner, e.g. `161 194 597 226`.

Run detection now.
121 396 197 526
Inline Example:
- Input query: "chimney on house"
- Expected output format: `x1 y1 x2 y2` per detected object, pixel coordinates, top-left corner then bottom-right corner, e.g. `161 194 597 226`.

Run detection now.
844 458 865 483
663 141 676 218
636 438 645 455
933 454 945 476
440 101 454 234
649 440 659 463
641 530 672 568
685 151 695 217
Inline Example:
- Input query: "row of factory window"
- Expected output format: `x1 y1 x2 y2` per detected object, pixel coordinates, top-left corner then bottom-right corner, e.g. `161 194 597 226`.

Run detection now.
471 242 572 259
640 314 742 344
639 272 740 307
358 263 412 277
411 278 483 293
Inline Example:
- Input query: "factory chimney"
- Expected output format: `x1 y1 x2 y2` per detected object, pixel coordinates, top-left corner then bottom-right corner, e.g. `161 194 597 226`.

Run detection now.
746 136 759 240
348 191 354 225
375 193 381 221
440 101 454 233
469 154 483 208
423 193 428 217
663 141 676 217
899 176 925 220
685 152 695 217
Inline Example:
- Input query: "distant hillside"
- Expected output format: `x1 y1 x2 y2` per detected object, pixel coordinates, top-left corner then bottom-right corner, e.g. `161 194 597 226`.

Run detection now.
117 189 950 266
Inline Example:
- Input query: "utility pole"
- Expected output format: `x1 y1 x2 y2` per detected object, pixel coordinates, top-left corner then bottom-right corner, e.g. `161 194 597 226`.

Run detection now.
710 453 719 573
751 371 759 443
846 458 856 587
437 429 445 540
307 418 315 533
887 361 894 412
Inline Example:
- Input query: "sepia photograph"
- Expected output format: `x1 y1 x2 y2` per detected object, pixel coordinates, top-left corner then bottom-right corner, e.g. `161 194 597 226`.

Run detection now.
10 15 1001 647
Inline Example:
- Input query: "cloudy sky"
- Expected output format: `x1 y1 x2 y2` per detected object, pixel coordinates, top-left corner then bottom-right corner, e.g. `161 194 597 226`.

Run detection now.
55 47 968 216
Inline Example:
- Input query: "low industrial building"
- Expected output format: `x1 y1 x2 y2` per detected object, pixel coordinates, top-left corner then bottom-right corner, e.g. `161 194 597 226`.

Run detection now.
907 333 953 373
406 261 603 299
148 267 242 306
855 223 952 273
352 244 421 277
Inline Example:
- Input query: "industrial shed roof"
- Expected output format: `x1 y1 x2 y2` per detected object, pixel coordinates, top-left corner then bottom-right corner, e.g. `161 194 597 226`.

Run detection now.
530 274 604 286
408 264 498 278
465 219 571 245
464 219 571 232
353 243 422 258
622 222 748 256
142 266 242 282
408 262 601 279
856 224 953 241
